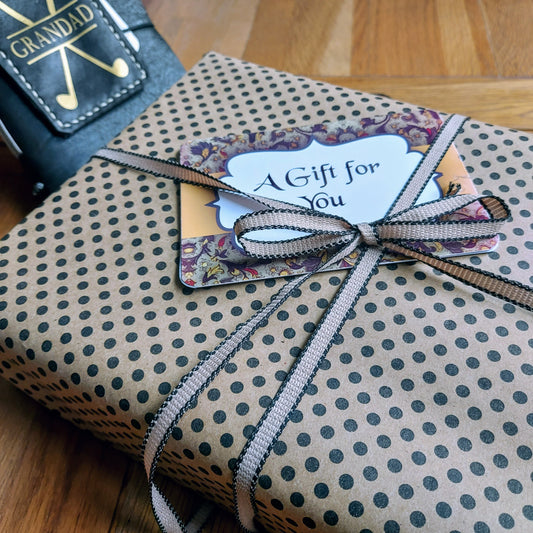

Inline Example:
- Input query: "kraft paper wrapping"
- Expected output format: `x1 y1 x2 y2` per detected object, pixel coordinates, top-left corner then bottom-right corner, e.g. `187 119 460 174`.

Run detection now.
1 52 532 532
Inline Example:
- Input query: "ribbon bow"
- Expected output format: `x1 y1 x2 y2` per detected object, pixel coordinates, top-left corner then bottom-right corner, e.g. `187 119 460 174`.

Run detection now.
236 194 509 257
234 193 531 310
95 114 532 533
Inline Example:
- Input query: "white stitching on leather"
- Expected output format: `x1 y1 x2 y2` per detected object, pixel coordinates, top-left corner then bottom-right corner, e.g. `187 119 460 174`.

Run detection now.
0 0 146 131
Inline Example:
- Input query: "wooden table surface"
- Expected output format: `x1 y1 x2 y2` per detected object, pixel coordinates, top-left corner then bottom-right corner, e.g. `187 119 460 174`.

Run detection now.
1 1 532 531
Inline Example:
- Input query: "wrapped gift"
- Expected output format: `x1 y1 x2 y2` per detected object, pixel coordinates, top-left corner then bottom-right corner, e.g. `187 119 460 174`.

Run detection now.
0 52 532 532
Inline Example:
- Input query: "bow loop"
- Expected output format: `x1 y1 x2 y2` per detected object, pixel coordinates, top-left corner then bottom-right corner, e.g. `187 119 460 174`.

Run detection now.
234 208 356 259
387 193 510 224
378 194 511 244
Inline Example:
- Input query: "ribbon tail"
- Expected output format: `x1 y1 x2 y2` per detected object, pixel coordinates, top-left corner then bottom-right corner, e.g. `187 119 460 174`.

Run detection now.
386 243 533 312
233 245 382 531
151 483 188 533
95 148 302 211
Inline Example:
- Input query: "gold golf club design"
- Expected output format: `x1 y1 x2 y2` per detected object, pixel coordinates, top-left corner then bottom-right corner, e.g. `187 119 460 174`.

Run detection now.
1 0 129 111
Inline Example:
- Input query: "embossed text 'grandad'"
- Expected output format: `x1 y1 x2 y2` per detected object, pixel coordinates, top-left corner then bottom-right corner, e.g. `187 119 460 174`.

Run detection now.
7 1 95 62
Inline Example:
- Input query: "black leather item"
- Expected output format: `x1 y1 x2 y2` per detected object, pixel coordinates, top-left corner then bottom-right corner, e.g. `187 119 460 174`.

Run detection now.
0 1 146 135
0 0 186 193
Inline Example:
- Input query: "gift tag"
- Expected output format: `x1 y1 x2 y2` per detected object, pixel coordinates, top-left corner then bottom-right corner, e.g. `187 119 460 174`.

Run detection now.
179 112 498 287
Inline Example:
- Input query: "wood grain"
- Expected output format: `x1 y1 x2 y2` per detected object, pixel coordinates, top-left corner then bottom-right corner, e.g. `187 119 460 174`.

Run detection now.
316 77 533 131
0 143 38 240
144 0 260 71
481 0 533 77
0 1 531 532
0 381 126 532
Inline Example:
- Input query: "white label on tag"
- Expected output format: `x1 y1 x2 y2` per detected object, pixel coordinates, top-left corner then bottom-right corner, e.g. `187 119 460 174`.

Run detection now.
212 135 439 242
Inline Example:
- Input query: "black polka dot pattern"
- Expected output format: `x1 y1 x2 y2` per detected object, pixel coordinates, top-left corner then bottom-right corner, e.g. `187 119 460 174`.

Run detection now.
0 53 531 532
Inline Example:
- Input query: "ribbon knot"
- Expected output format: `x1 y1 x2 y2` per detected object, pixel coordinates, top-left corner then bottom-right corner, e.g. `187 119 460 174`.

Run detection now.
355 222 379 246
